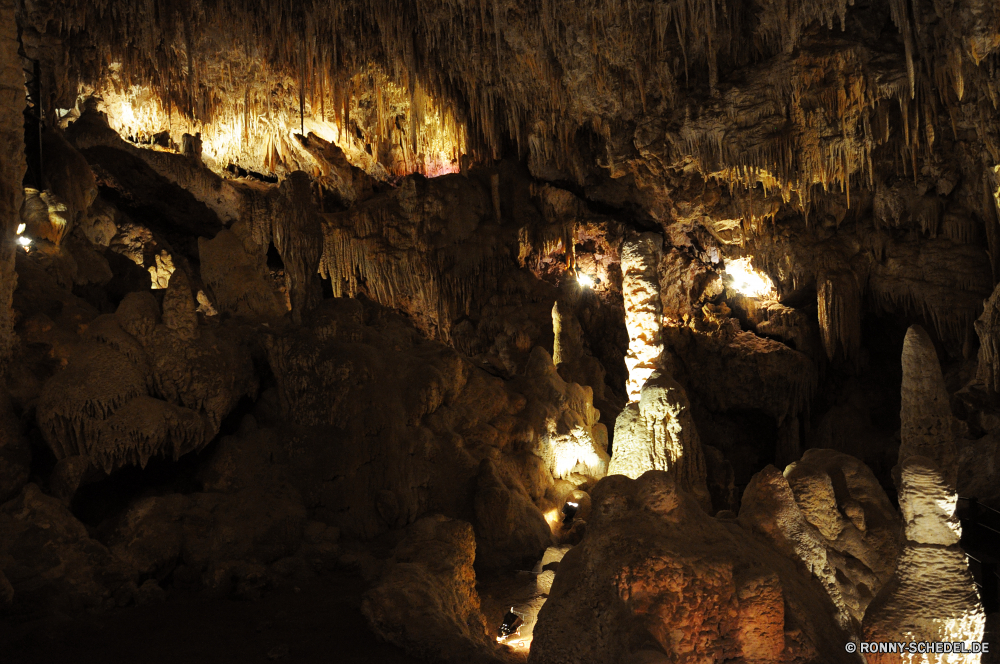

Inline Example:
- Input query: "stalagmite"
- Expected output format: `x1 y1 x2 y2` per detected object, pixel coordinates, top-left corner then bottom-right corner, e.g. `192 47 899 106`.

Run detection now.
609 370 711 512
621 232 664 402
8 0 1000 659
862 325 985 663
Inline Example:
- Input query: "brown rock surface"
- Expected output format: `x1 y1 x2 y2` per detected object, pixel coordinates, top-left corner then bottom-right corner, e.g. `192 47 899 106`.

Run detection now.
0 0 24 372
362 515 506 663
0 484 127 614
529 470 856 664
741 450 903 628
35 275 255 475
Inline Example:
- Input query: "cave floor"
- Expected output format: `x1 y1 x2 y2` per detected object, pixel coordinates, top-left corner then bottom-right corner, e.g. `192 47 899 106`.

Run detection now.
2 570 424 664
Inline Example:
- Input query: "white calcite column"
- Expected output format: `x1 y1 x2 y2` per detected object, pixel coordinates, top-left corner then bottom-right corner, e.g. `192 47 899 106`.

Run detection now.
621 231 663 402
862 325 985 664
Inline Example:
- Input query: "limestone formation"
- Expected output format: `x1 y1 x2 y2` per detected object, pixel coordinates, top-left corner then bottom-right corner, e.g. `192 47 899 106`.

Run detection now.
513 347 610 484
621 232 664 402
198 227 288 320
473 457 553 570
109 489 307 580
978 282 1000 393
0 484 127 613
740 451 904 628
739 466 855 631
609 370 711 512
784 450 902 599
664 324 818 427
362 515 505 663
0 389 29 503
5 0 1000 659
35 274 255 475
862 325 985 662
529 471 856 664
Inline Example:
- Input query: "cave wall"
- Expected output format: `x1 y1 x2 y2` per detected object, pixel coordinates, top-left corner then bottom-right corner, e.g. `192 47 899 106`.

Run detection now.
0 0 24 371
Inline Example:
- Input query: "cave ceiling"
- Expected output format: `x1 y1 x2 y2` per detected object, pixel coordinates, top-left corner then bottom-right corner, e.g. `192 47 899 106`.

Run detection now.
3 0 1000 659
23 0 1000 223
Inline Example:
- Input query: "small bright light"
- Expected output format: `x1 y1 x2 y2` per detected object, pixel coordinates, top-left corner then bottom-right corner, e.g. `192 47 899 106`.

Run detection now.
566 501 579 508
120 101 135 124
17 236 32 247
16 223 25 235
724 257 775 298
577 273 595 288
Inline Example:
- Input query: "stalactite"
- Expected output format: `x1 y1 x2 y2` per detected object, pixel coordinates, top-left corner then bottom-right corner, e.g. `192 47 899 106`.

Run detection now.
817 270 862 363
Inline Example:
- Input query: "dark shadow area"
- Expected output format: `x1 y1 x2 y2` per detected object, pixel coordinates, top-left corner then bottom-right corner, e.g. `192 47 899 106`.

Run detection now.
80 145 224 266
1 570 427 664
695 406 779 498
807 310 909 501
70 395 258 531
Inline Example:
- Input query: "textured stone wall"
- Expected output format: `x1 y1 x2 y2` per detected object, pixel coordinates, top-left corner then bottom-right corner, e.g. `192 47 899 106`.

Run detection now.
0 0 24 372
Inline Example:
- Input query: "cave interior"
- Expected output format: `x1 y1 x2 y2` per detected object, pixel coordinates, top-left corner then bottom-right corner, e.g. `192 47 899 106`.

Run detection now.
0 0 999 662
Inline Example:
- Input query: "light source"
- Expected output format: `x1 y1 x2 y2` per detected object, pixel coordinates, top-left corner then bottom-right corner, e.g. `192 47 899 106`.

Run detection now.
724 257 775 298
577 272 595 288
17 235 32 250
16 223 25 235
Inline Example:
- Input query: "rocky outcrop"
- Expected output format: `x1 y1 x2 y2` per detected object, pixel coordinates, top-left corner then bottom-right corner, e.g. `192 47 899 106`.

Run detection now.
784 450 902 611
976 283 1000 394
109 489 307 590
862 325 985 662
0 484 128 614
198 226 288 321
665 324 818 427
740 450 903 629
0 389 29 503
362 515 505 663
529 470 856 664
35 275 256 475
511 347 610 484
271 172 323 323
473 458 553 571
609 370 711 512
263 299 565 560
739 466 855 631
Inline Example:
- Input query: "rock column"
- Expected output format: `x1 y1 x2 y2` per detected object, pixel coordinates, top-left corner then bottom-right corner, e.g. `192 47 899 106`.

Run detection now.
621 231 663 402
609 371 711 512
862 325 985 663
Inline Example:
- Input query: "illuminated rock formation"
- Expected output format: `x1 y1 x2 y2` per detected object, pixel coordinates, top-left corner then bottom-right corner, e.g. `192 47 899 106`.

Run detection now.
784 450 903 620
6 0 1000 659
740 452 903 630
529 471 856 664
621 232 664 402
609 370 711 512
862 325 985 663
